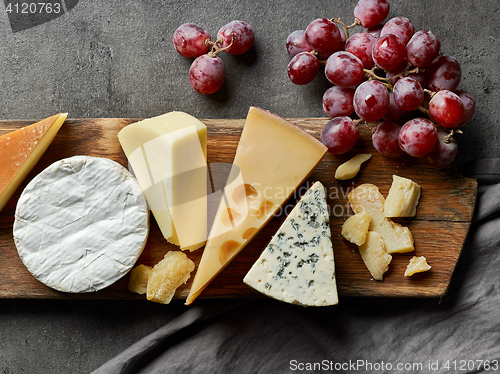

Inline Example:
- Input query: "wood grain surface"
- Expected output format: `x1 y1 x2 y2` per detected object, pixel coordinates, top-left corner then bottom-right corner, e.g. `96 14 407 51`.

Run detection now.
0 117 477 300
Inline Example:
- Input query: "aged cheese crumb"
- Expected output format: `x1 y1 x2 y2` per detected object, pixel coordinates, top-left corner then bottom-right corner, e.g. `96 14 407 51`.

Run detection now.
348 184 414 254
358 231 392 281
335 153 372 180
128 264 152 295
341 211 371 246
147 251 195 304
404 256 431 276
384 175 421 217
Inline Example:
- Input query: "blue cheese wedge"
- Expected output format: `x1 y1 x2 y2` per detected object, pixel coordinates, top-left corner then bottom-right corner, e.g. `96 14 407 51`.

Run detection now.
13 156 150 293
243 181 338 306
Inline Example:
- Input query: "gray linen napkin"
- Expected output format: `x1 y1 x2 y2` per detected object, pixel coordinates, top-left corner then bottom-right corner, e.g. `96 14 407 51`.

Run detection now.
93 160 500 374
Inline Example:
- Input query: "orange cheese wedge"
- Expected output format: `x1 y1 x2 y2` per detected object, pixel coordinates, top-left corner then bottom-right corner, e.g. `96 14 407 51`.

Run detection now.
185 107 327 305
0 113 67 212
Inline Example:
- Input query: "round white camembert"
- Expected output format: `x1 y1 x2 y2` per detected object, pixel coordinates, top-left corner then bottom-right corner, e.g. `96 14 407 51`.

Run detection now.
13 156 149 293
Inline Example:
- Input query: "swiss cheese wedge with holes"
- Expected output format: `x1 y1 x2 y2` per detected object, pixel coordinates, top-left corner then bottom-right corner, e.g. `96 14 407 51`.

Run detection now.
185 107 327 305
0 113 67 212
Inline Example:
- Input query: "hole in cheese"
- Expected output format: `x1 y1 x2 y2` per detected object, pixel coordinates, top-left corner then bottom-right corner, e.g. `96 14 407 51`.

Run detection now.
232 183 259 204
219 240 241 264
242 227 257 240
220 208 242 228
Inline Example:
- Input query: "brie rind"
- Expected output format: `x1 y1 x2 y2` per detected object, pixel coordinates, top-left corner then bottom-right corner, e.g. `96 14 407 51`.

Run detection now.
13 156 149 293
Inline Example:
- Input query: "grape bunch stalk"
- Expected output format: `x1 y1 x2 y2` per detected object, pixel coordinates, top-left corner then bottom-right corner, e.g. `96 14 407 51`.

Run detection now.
174 20 255 94
286 0 475 169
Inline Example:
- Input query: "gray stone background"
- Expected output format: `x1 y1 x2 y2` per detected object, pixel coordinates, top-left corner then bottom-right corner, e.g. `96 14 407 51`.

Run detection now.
0 0 499 372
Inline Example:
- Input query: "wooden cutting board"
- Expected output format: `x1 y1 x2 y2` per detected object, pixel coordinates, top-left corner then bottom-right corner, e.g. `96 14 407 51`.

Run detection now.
0 117 477 300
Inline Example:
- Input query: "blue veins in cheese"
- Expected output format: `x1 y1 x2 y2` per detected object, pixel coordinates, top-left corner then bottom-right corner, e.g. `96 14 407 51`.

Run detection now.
243 181 338 306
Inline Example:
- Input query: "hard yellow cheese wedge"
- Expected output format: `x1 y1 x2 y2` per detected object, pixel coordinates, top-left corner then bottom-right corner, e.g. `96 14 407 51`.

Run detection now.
348 184 414 254
118 112 207 251
0 113 67 212
185 107 327 305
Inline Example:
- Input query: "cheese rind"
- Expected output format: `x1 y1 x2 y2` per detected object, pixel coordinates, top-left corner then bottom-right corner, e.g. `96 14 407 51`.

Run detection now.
118 111 207 251
186 107 327 305
335 153 372 180
358 231 392 281
348 184 414 254
384 175 421 217
341 211 371 246
0 113 67 212
244 182 338 306
13 156 150 293
404 256 431 276
146 251 195 304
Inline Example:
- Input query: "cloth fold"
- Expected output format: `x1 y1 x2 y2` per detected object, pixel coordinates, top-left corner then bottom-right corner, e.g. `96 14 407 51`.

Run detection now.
94 160 500 374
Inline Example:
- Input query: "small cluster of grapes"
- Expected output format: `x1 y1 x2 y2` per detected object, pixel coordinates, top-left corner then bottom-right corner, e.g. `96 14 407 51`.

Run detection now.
173 21 255 95
286 0 475 169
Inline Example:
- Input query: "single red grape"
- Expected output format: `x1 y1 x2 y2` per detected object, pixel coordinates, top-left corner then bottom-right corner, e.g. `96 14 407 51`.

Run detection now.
425 131 458 169
320 116 360 154
322 86 355 118
406 30 441 68
393 77 424 111
305 18 341 57
325 51 364 87
217 20 254 55
364 24 383 38
287 52 320 85
354 0 390 28
173 23 211 58
455 90 476 125
429 90 465 128
189 54 225 94
405 71 427 87
353 80 390 122
380 16 415 45
398 118 438 157
372 121 404 157
372 34 406 71
426 55 461 91
286 30 313 58
383 91 408 123
345 32 376 69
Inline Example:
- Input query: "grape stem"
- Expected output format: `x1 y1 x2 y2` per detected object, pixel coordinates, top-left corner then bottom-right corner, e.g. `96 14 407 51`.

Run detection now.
423 88 436 98
354 119 381 131
363 65 422 86
364 68 391 82
330 18 361 41
206 33 236 57
443 129 463 143
417 106 430 117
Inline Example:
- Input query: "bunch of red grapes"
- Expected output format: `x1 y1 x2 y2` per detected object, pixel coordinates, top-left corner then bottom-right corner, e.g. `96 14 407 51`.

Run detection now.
286 0 475 169
174 21 254 94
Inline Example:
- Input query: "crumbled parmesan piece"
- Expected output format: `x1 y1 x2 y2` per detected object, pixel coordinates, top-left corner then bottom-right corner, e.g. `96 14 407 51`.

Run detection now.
358 231 392 281
128 264 152 295
341 211 371 246
348 183 414 254
147 251 195 304
384 175 421 217
404 256 431 276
